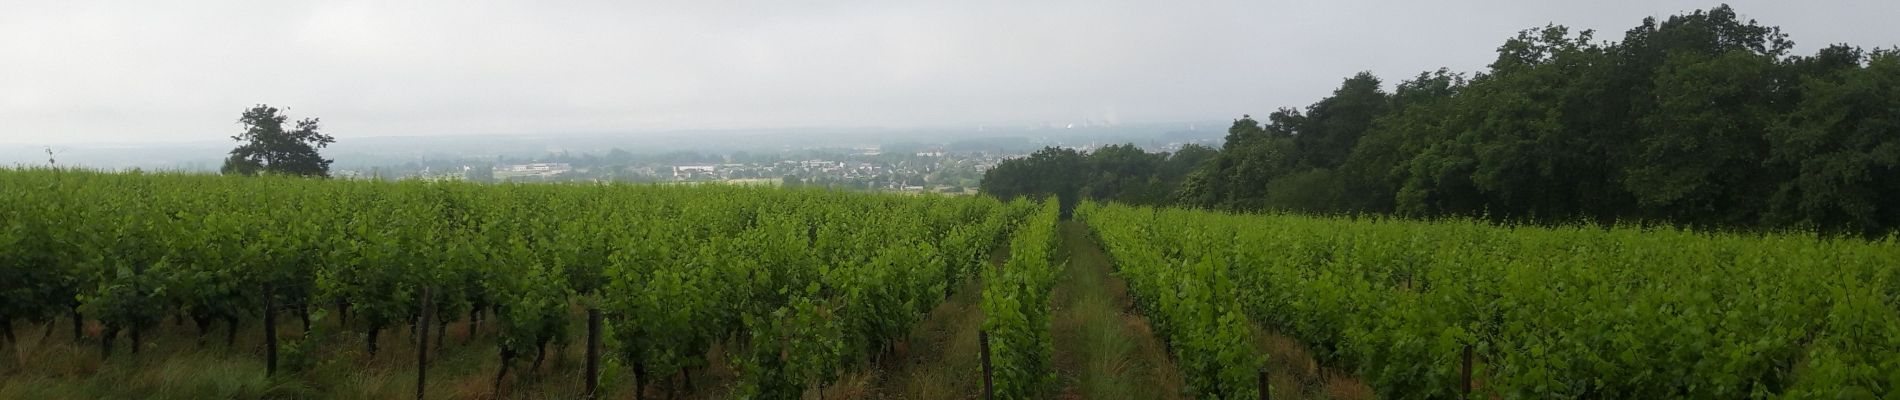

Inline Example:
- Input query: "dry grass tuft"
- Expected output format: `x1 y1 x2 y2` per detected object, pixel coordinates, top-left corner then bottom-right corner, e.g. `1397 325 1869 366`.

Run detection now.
1251 324 1375 400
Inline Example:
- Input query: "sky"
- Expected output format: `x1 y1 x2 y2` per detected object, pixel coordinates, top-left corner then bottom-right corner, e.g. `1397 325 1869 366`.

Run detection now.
2 0 1896 145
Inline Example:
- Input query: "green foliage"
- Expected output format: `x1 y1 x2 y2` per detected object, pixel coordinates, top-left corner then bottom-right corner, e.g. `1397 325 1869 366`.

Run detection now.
0 174 85 330
1764 48 1900 236
981 147 1084 214
1089 201 1900 398
982 145 1210 211
979 199 1061 399
279 309 334 373
1078 203 1262 399
0 168 1026 399
1180 120 1279 209
992 5 1900 236
1291 72 1392 170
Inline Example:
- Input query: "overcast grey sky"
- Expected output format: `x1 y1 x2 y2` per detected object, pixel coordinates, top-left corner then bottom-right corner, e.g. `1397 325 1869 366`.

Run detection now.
2 1 1894 144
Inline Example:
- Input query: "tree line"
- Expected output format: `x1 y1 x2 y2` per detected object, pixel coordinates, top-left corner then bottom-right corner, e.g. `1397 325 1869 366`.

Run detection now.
979 143 1216 216
984 4 1899 236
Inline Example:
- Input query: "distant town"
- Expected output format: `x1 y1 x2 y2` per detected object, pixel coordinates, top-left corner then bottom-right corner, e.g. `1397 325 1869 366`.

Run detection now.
418 145 1007 195
331 141 1216 195
4 123 1225 195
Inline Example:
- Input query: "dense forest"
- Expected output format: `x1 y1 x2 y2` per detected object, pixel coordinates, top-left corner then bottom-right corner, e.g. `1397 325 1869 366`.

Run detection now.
982 4 1899 236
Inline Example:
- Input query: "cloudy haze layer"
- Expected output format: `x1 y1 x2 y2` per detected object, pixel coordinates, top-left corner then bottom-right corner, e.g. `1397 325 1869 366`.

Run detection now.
2 0 1895 144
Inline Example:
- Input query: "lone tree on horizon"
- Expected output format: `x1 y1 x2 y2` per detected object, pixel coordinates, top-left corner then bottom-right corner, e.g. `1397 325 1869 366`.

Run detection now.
221 104 336 177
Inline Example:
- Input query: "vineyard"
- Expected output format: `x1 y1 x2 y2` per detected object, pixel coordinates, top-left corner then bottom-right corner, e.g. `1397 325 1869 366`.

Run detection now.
0 169 1033 398
1080 202 1900 399
5 169 1900 399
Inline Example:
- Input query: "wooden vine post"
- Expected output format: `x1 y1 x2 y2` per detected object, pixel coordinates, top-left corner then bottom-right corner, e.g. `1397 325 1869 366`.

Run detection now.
416 286 432 400
1259 367 1269 400
584 308 602 400
979 330 995 400
1461 344 1474 399
264 284 278 377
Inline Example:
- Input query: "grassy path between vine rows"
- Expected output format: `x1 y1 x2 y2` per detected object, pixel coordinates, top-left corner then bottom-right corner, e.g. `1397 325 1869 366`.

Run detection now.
1050 221 1187 399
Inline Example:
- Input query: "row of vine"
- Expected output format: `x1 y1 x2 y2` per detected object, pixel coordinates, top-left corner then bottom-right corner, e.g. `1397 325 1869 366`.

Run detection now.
0 168 1034 398
1080 201 1900 398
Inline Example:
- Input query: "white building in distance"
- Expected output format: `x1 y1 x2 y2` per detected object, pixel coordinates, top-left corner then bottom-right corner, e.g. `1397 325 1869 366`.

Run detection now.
673 165 718 179
494 163 573 179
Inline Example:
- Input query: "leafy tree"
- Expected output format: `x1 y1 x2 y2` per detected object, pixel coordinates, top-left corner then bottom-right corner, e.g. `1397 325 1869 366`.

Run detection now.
1765 48 1900 236
1175 116 1299 210
1421 25 1621 222
1625 50 1780 226
979 4 1900 236
1292 72 1391 170
1081 144 1165 205
980 147 1084 216
1339 69 1465 214
982 144 1218 212
1262 169 1344 213
1162 144 1218 179
222 105 336 177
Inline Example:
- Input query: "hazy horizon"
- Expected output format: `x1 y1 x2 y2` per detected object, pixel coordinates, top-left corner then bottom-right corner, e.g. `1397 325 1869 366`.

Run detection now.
4 1 1896 145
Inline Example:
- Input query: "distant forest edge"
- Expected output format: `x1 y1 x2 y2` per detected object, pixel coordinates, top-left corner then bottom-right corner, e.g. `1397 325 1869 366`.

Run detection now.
981 4 1900 237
